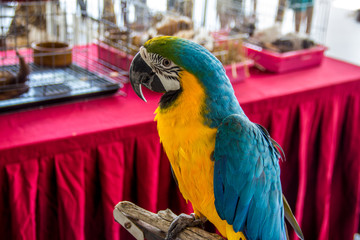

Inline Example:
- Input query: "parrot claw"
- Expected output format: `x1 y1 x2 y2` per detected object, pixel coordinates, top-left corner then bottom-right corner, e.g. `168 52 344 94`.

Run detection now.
165 213 204 240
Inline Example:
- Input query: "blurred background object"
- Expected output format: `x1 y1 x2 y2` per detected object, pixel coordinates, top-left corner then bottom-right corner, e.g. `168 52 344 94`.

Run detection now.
325 0 360 65
0 0 128 112
97 0 254 83
0 51 29 100
167 0 194 19
2 0 356 111
287 0 314 34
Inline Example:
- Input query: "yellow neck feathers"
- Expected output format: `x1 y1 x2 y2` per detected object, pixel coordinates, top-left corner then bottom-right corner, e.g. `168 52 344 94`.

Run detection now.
154 70 214 162
155 70 205 116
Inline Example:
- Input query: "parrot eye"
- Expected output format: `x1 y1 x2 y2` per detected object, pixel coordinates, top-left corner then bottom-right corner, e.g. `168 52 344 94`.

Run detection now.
162 58 171 67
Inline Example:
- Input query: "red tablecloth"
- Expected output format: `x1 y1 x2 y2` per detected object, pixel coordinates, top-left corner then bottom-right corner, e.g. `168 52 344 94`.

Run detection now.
0 57 360 240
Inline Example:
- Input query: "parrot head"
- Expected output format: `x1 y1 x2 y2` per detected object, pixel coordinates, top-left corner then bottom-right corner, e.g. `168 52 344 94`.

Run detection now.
129 36 242 126
130 36 226 101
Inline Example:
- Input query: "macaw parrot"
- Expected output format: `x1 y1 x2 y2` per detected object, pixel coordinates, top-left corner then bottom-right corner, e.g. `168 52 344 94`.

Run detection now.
129 36 304 240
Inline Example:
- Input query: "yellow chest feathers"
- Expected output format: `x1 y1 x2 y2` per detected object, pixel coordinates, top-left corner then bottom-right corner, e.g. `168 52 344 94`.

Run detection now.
154 71 217 209
154 71 245 239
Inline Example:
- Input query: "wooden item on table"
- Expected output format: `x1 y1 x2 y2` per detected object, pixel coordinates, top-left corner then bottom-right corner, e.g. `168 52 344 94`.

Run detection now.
113 201 223 240
0 51 30 100
156 16 193 36
32 41 72 67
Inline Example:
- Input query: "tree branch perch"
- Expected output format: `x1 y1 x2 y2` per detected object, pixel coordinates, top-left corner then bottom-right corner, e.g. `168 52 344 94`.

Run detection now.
113 201 223 240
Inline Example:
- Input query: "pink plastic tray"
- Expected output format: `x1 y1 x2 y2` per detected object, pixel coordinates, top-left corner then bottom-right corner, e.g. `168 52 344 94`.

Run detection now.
244 42 326 73
97 41 253 83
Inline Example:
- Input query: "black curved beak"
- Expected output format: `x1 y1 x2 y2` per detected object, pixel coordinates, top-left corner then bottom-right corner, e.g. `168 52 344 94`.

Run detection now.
129 52 166 102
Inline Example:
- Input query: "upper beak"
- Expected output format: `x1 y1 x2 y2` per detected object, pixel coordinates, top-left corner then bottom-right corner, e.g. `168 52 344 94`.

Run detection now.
129 51 166 102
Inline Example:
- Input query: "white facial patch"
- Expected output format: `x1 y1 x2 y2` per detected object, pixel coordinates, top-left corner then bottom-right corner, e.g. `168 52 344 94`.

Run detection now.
139 47 181 92
157 74 181 91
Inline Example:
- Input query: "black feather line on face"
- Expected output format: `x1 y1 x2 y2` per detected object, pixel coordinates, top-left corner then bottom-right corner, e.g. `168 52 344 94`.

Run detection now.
159 89 182 109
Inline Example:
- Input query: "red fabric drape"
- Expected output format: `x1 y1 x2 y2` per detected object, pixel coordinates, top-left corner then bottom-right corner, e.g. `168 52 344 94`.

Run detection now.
6 159 39 240
55 151 87 240
0 58 360 240
98 141 126 240
244 89 360 240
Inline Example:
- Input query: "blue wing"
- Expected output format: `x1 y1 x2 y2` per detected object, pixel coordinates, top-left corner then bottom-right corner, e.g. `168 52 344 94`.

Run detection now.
213 114 286 240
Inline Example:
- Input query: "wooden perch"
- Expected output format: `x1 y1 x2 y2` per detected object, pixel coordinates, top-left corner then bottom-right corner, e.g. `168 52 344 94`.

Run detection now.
114 201 223 240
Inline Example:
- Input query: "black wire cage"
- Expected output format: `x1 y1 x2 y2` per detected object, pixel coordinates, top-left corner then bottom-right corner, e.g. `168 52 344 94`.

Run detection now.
0 0 129 112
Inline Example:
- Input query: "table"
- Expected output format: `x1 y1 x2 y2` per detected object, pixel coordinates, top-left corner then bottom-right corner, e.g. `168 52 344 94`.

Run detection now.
0 57 359 240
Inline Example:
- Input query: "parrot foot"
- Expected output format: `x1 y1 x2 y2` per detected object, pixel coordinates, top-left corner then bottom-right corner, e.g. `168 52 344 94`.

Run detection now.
165 213 205 240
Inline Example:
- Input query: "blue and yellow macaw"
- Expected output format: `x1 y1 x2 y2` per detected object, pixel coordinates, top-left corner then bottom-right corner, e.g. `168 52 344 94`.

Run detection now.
129 36 304 240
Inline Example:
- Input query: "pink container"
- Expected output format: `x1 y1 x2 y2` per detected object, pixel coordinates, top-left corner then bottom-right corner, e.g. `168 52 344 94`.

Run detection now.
244 43 327 73
97 42 253 83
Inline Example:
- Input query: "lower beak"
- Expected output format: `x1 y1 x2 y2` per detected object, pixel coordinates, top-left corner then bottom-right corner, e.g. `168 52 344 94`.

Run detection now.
129 52 165 102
